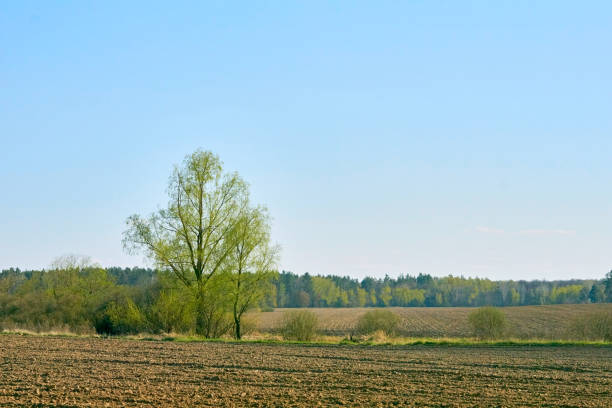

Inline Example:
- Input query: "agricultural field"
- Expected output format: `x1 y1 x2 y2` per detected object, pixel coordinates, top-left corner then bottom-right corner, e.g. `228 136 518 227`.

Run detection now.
250 303 612 339
1 334 611 407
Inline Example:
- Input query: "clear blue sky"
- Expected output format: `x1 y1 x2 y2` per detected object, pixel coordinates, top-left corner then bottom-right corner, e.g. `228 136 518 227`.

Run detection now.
1 1 611 280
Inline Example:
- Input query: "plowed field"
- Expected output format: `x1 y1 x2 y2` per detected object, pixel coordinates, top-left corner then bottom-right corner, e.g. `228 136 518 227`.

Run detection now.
251 303 612 338
1 335 610 407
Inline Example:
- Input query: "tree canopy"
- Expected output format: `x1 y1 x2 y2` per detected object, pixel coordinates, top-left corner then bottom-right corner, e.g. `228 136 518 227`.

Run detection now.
122 150 277 336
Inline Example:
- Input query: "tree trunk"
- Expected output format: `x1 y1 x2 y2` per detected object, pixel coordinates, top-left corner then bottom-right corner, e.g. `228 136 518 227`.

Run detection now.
194 289 208 336
233 302 241 339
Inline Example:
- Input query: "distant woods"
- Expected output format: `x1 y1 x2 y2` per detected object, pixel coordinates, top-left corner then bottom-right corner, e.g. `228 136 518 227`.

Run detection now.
272 270 612 308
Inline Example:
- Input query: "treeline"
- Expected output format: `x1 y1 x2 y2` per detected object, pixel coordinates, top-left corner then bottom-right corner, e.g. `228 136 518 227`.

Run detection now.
0 260 269 337
2 264 611 336
271 271 612 308
0 263 158 335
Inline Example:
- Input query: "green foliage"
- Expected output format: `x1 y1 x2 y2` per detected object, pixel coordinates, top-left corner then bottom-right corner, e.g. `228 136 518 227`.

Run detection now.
123 149 277 338
510 288 521 305
227 206 279 339
568 311 612 341
468 307 507 339
353 288 367 307
379 286 392 306
280 310 319 341
96 298 146 335
194 277 234 338
272 271 608 309
0 257 124 333
605 271 612 302
391 287 425 306
147 288 194 334
589 284 605 303
356 309 400 336
123 150 249 291
312 277 343 307
550 285 586 304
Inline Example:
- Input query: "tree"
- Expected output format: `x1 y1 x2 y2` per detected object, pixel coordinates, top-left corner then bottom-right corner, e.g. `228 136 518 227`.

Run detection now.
605 271 612 302
391 287 425 306
354 287 367 307
550 285 576 304
367 289 377 306
123 150 249 334
227 206 279 339
296 290 311 307
509 288 521 305
589 284 605 303
379 285 392 306
312 276 341 307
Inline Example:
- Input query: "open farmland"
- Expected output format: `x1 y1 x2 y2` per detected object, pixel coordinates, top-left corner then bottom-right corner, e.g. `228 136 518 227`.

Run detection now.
0 335 611 407
250 303 612 339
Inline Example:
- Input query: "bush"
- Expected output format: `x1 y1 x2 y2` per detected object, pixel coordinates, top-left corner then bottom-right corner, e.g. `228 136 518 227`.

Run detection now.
366 329 391 344
147 289 194 334
95 298 145 335
468 307 506 339
356 309 400 336
280 310 318 341
568 311 612 341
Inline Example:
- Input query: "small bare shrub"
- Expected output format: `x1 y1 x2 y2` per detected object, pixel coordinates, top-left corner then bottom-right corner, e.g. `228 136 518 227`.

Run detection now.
280 310 318 341
367 329 390 344
356 309 400 336
568 311 612 341
468 307 506 339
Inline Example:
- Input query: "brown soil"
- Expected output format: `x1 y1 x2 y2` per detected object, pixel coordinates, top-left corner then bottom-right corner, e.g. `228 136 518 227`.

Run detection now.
1 335 610 407
251 303 612 338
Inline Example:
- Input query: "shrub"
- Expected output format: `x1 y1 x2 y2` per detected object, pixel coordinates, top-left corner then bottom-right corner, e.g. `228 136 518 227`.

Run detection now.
468 307 506 339
95 298 146 335
568 311 612 341
280 310 319 341
366 329 390 344
356 309 400 336
147 289 194 334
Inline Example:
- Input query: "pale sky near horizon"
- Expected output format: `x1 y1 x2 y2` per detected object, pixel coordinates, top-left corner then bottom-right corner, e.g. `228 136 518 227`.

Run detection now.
1 1 611 280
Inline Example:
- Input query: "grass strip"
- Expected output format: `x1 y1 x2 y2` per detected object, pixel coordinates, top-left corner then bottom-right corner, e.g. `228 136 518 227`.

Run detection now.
2 329 610 347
